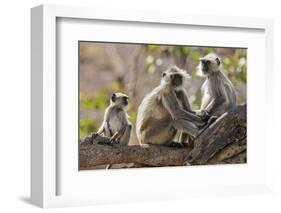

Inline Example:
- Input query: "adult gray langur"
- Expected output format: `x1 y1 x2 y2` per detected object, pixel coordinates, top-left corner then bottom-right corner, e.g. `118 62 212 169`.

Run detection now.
197 53 237 119
136 66 206 147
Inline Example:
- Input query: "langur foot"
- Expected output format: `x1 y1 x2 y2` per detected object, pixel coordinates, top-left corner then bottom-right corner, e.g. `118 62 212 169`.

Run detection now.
109 138 120 145
140 143 150 148
169 142 185 148
97 138 120 146
91 133 113 145
91 133 99 142
79 133 97 144
97 140 114 146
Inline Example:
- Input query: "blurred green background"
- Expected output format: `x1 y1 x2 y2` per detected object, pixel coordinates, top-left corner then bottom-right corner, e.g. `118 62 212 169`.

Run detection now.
79 42 247 143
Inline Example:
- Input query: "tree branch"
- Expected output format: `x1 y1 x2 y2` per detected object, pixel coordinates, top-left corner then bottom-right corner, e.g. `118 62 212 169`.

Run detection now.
79 104 247 169
189 104 246 164
79 141 192 169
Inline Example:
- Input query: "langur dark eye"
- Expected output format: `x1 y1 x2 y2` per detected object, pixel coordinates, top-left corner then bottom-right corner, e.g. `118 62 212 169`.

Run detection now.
111 93 116 102
122 96 129 105
162 72 166 77
203 60 211 65
215 57 221 66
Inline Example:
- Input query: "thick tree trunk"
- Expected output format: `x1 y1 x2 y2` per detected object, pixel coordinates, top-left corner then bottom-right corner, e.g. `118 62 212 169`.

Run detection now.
189 104 247 165
79 104 246 169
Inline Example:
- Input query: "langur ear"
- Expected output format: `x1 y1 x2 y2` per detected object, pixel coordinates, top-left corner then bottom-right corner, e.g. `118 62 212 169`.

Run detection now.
215 57 221 66
111 93 116 102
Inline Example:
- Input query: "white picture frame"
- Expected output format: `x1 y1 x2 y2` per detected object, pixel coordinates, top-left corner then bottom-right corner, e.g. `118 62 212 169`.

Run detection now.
31 4 274 208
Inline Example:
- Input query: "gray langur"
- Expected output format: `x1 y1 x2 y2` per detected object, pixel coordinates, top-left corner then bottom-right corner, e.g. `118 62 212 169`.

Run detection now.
136 66 206 147
197 53 237 118
95 92 132 145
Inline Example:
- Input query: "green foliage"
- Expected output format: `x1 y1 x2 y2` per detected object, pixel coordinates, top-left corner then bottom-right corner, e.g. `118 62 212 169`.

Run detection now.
221 50 247 85
189 49 201 61
146 44 160 52
81 92 108 110
129 111 137 123
93 93 108 109
111 81 128 94
80 117 97 139
82 96 95 109
80 90 109 138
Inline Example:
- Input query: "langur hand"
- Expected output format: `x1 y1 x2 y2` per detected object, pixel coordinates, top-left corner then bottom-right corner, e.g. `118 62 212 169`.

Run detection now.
197 110 210 122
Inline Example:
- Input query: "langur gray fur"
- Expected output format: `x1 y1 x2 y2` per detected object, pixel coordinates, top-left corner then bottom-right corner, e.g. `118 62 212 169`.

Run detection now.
136 66 205 147
197 53 237 117
96 92 131 145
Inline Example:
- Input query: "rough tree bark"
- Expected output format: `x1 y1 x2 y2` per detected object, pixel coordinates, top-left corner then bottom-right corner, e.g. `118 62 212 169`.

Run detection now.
79 104 246 169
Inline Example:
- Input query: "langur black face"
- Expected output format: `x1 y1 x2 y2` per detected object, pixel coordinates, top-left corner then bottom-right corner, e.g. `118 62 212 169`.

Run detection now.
199 54 221 75
200 59 212 74
170 73 183 87
161 66 189 88
111 93 129 107
111 93 117 102
122 96 129 106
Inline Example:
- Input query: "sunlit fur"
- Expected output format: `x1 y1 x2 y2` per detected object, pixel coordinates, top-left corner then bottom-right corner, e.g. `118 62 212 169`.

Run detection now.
136 66 193 145
197 53 237 116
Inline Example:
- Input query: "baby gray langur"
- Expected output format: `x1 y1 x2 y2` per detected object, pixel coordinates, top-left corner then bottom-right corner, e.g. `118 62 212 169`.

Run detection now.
94 92 132 145
197 53 237 119
136 66 206 147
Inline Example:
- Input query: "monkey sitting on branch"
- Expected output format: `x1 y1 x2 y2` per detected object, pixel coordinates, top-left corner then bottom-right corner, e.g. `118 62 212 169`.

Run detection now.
197 53 237 120
92 92 132 146
136 66 208 148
